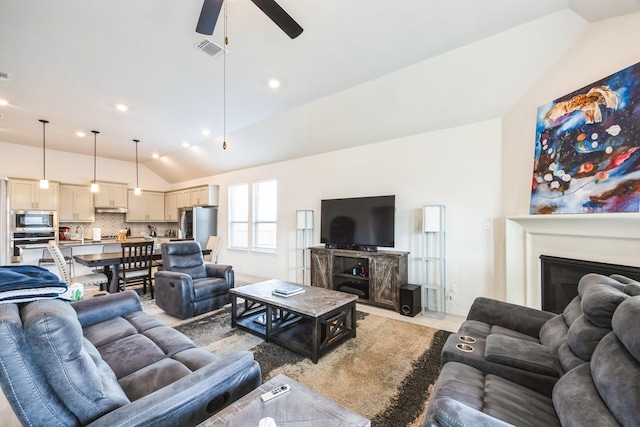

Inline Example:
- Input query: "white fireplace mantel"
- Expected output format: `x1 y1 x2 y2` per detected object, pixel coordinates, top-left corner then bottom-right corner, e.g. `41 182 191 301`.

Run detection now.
505 213 640 309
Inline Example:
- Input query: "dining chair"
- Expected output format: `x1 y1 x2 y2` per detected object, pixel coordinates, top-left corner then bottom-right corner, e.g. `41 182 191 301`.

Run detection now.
205 235 221 263
119 241 154 297
39 245 75 276
47 241 108 289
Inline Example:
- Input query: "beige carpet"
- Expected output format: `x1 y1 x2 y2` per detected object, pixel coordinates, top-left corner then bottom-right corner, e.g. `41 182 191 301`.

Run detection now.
173 306 450 427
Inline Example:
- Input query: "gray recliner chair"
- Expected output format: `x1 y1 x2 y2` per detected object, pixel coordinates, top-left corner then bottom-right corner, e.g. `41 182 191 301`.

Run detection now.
0 290 261 427
154 241 234 319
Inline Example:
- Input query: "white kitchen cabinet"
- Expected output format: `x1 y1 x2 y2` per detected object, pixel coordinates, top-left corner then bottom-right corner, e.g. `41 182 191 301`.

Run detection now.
59 184 95 222
176 189 191 209
126 190 165 222
164 192 178 222
94 182 127 208
189 184 219 206
10 179 59 211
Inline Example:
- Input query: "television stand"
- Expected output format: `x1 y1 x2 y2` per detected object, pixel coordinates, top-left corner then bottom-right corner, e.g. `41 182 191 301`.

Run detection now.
310 246 409 312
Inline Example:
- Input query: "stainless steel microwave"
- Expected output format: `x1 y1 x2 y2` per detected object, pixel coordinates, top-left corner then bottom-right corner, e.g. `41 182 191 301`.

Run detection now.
11 210 56 231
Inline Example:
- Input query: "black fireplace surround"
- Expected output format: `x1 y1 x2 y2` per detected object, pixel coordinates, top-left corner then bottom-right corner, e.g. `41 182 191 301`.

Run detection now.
540 255 640 313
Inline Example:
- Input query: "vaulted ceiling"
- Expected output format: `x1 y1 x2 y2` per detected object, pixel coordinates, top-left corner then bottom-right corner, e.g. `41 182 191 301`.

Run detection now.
1 0 639 183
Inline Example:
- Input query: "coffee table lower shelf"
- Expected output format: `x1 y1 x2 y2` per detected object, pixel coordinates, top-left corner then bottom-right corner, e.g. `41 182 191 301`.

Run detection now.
231 297 356 363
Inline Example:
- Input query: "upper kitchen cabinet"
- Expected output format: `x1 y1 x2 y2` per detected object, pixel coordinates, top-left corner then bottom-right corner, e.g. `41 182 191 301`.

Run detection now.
127 190 165 222
176 189 191 209
164 191 178 222
190 185 219 206
10 179 59 211
94 182 127 208
59 184 95 222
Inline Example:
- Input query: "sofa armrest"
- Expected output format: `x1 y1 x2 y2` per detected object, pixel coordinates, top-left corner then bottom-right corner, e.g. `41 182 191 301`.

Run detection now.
86 351 261 427
155 270 194 286
467 297 555 338
485 335 560 377
205 264 234 286
72 290 142 328
425 397 514 427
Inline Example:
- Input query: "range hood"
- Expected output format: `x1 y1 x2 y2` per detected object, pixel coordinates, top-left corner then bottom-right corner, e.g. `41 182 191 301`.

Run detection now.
96 207 128 214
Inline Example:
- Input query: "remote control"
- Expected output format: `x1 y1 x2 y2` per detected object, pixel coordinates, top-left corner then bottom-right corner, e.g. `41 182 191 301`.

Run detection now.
260 384 291 402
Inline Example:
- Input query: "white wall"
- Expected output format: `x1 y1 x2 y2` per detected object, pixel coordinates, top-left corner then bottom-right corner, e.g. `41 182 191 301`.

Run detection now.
179 119 502 315
0 142 170 191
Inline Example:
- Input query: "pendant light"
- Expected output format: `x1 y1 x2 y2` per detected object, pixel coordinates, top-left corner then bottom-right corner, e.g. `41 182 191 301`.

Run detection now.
39 119 49 189
133 139 141 195
91 130 99 192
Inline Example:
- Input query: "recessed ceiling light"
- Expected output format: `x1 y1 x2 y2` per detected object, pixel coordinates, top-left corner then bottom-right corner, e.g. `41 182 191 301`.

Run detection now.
0 99 9 106
152 152 160 159
76 131 86 137
182 141 191 148
202 129 211 136
115 104 129 112
268 79 281 89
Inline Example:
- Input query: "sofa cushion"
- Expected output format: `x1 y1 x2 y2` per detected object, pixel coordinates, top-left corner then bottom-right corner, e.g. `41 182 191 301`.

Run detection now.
193 277 230 301
561 296 582 327
426 362 560 427
552 363 621 427
565 315 610 361
580 283 628 328
21 299 129 425
0 303 79 427
458 320 541 343
556 342 587 373
539 314 569 354
588 298 640 427
161 241 207 279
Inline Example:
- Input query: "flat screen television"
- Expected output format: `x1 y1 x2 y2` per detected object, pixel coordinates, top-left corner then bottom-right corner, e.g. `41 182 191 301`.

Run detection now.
320 195 395 251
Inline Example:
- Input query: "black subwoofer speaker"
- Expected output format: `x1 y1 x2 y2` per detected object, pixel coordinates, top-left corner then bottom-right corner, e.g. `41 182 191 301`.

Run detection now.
400 284 421 317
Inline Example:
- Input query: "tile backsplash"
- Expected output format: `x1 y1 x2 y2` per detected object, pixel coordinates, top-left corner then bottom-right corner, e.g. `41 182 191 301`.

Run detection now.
60 213 178 238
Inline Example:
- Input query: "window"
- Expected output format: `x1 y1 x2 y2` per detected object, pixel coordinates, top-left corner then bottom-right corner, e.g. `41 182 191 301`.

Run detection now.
228 184 248 249
253 180 277 251
228 179 278 252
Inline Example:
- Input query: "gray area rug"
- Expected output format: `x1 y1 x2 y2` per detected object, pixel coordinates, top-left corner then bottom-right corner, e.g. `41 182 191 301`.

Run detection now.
174 306 450 427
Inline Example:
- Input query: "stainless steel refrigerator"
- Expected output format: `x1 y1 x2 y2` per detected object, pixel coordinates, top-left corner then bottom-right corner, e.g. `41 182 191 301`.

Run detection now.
179 206 218 249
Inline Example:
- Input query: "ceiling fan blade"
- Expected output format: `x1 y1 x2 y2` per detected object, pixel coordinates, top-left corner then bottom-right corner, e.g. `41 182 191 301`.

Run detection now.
250 0 303 39
196 0 224 35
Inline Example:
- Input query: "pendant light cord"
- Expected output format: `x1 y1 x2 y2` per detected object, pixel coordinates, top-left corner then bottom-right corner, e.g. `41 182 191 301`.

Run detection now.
92 130 99 183
40 119 48 179
134 139 139 188
223 0 227 150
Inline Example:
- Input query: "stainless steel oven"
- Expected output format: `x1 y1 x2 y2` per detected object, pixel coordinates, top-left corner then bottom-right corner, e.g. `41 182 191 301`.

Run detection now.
10 211 57 263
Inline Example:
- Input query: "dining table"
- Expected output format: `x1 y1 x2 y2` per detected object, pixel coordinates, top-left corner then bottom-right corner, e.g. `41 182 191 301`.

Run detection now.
74 248 211 294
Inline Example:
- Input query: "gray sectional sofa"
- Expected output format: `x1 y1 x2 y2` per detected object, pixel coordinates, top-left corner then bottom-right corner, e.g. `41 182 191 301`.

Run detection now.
423 273 640 426
0 290 261 426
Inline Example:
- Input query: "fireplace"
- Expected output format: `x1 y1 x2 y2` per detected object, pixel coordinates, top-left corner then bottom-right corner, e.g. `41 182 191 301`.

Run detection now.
540 255 640 313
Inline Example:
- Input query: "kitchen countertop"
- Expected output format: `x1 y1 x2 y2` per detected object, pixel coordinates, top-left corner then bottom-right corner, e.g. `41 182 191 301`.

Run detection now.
19 237 151 250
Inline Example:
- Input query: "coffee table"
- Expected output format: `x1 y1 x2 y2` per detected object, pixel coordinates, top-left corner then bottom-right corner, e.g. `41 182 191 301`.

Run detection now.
212 374 370 426
229 279 358 363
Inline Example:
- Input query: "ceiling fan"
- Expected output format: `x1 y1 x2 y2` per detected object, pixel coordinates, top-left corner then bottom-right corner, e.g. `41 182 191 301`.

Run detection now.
196 0 303 39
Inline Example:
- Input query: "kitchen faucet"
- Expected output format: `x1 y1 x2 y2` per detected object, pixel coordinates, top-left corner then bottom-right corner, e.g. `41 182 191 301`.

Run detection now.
76 225 84 245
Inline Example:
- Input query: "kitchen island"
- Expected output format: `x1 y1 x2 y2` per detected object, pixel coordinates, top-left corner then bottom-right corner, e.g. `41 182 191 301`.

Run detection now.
18 237 152 277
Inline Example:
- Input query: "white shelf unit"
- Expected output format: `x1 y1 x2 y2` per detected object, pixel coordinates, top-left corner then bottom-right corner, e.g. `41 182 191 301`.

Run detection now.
295 210 314 285
422 205 446 319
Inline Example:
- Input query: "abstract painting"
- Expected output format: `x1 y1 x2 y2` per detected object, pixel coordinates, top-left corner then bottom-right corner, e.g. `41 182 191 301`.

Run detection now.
530 61 640 214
